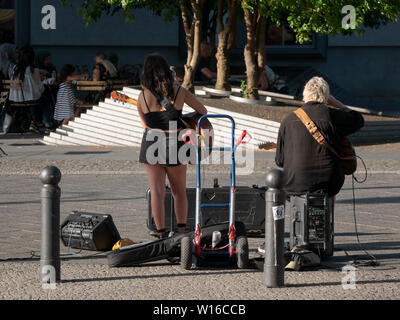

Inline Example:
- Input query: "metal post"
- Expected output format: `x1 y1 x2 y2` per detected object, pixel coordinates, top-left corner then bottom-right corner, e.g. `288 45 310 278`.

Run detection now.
264 169 286 288
40 166 61 286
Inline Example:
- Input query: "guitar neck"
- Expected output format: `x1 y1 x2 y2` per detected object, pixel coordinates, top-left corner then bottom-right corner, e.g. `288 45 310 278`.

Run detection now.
125 97 137 106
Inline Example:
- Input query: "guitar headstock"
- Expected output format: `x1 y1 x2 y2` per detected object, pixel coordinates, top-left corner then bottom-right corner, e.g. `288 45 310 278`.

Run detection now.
258 141 277 151
111 91 137 106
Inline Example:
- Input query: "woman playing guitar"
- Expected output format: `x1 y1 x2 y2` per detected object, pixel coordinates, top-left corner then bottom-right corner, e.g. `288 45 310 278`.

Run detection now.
136 53 208 238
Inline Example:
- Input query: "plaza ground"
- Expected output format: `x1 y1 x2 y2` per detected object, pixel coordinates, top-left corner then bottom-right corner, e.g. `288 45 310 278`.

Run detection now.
0 135 399 300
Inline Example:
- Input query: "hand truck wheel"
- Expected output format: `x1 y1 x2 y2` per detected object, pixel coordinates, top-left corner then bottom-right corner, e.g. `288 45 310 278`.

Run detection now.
180 236 192 270
236 236 249 269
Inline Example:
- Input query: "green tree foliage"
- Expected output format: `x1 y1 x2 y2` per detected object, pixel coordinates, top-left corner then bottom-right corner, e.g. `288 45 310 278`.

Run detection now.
240 0 400 100
63 0 400 93
246 0 400 44
61 0 179 25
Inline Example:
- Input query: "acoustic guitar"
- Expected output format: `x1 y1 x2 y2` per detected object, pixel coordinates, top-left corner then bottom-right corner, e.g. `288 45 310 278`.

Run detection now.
180 111 213 150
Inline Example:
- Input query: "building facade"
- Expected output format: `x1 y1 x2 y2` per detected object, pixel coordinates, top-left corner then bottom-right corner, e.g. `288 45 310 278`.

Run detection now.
3 0 399 111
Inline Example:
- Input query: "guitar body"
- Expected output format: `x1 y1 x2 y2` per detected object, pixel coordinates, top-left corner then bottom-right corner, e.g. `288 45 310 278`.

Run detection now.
338 137 357 175
181 112 214 159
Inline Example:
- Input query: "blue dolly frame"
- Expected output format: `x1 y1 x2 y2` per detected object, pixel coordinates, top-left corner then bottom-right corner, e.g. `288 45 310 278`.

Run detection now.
180 114 249 269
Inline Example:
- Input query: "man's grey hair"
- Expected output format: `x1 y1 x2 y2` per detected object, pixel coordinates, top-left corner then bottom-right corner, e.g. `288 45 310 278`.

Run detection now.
303 76 330 104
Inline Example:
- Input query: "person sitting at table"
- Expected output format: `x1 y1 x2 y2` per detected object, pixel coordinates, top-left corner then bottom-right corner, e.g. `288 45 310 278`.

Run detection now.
35 50 57 80
54 64 84 129
195 42 217 83
94 52 118 79
258 65 288 94
85 63 108 105
8 45 53 133
92 63 107 81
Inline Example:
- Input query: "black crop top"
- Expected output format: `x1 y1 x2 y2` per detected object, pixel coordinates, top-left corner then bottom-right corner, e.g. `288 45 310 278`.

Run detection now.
142 87 183 131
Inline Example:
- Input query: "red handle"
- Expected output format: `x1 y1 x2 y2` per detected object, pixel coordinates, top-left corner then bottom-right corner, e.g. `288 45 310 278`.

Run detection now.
235 130 252 146
182 129 196 145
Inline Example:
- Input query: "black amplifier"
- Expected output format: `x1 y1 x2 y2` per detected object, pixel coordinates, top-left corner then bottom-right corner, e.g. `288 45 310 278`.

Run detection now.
289 192 334 258
61 211 121 251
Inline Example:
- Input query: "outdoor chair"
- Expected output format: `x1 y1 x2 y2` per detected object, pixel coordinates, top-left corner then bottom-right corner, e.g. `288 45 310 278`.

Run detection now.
75 80 109 110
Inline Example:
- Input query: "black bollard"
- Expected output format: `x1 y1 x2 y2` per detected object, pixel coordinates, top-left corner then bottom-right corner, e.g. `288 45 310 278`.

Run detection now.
40 166 62 287
264 169 286 288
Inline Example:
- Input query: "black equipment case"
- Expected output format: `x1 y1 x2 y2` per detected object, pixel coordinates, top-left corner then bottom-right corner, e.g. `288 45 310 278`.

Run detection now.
289 192 334 258
146 182 266 236
61 211 121 251
107 221 246 267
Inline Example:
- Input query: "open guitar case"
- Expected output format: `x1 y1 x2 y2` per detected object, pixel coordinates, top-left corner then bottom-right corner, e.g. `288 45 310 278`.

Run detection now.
107 222 246 267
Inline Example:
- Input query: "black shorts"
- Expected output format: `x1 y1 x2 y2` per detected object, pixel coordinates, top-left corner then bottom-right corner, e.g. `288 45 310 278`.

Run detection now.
139 128 189 167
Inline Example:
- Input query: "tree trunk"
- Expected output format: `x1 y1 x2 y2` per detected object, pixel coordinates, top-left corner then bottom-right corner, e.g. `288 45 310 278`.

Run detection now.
242 4 266 100
180 0 205 93
215 0 238 92
215 33 231 91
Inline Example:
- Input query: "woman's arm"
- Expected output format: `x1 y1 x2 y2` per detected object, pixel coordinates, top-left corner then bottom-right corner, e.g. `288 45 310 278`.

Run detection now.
136 92 148 129
182 87 207 115
67 73 89 82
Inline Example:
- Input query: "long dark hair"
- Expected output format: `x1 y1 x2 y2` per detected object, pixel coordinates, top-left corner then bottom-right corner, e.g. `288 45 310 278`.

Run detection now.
13 45 35 82
141 53 174 100
94 63 107 81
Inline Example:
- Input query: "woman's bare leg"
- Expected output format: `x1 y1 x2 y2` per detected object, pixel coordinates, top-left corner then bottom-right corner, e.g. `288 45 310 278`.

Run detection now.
144 164 167 235
166 164 188 233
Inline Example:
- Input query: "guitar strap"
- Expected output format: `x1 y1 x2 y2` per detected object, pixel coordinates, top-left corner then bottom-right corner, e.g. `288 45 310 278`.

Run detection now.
294 107 342 159
153 92 189 129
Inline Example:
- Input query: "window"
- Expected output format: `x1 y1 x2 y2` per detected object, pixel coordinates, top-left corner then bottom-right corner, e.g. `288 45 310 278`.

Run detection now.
263 23 326 60
266 24 314 47
0 0 14 43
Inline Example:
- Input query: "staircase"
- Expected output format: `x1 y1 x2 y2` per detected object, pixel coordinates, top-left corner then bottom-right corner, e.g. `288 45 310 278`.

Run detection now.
41 86 400 147
41 87 281 148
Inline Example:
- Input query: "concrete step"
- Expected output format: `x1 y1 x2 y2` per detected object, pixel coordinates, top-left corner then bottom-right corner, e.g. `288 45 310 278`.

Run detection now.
91 105 135 122
85 109 139 127
74 115 143 135
103 98 138 112
66 121 142 145
79 113 142 132
49 129 103 146
41 135 79 146
100 100 138 116
60 125 138 146
74 114 143 135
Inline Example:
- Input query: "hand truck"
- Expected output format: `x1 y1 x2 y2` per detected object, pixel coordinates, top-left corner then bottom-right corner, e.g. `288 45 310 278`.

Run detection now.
180 114 250 269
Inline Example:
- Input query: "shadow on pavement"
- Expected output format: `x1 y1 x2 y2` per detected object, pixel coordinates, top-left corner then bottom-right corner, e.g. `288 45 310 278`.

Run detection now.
336 196 400 204
61 268 258 284
286 278 400 288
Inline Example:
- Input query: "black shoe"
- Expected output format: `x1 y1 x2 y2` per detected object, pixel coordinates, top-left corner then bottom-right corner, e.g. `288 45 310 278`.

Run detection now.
29 123 40 134
166 256 180 264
